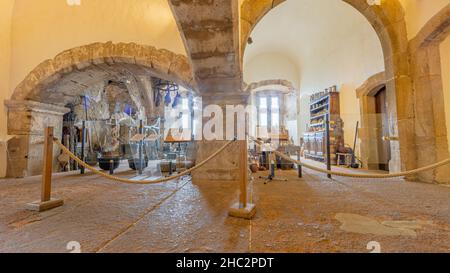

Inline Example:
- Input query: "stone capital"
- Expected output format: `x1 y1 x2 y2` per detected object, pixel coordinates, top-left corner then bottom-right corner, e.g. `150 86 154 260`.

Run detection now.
4 100 70 116
5 100 70 136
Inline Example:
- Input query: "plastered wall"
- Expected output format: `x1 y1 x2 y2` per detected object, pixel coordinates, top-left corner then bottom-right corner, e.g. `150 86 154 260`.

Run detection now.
441 35 450 155
399 0 450 39
0 0 186 138
0 0 15 140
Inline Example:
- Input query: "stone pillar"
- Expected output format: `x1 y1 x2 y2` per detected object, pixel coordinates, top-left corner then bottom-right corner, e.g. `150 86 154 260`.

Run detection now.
409 46 450 183
191 94 249 183
192 140 242 182
4 100 70 178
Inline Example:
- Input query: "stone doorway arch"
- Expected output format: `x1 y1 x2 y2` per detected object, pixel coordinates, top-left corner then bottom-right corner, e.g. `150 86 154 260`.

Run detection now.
356 72 389 171
4 42 195 178
409 4 450 183
241 0 412 174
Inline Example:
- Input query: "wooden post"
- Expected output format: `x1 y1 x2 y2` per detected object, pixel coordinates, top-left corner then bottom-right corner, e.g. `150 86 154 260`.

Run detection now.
109 160 114 175
326 114 332 179
80 120 86 174
41 127 54 202
26 127 64 211
297 151 303 178
229 138 256 219
239 140 248 208
138 120 143 175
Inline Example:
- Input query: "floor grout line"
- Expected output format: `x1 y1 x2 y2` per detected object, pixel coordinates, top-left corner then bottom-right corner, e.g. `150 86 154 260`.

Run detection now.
94 179 190 253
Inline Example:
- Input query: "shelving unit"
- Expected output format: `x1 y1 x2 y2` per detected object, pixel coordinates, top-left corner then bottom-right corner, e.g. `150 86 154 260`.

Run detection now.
303 88 344 165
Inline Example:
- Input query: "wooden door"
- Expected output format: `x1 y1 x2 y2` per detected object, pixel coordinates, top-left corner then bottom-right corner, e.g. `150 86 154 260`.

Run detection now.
375 87 391 171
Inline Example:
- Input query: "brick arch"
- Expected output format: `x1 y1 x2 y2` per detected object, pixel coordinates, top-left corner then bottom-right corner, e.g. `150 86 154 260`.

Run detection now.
241 0 413 174
11 42 196 105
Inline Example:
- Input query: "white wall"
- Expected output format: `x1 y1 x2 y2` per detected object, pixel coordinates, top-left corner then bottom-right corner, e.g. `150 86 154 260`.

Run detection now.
0 0 14 177
298 15 384 149
441 35 450 155
244 52 300 89
243 0 385 149
0 0 186 138
0 0 15 140
10 0 186 93
399 0 450 39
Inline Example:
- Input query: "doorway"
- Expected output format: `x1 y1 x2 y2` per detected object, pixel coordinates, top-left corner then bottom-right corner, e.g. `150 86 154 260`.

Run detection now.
375 87 391 171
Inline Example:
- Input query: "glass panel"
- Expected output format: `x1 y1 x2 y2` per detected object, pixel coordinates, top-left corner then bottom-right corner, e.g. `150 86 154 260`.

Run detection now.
271 97 279 109
182 98 189 110
260 97 267 109
260 113 268 127
193 119 198 136
182 114 189 129
272 112 280 127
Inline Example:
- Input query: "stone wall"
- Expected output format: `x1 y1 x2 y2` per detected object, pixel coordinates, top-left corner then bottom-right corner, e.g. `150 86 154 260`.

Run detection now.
408 4 450 183
4 100 69 177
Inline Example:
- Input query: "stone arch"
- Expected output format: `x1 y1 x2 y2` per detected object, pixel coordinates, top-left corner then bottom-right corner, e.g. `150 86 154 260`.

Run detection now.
11 42 195 105
408 4 450 183
356 72 387 171
240 0 286 54
245 79 295 93
409 4 450 49
246 79 298 141
356 72 386 98
241 0 412 174
4 42 195 178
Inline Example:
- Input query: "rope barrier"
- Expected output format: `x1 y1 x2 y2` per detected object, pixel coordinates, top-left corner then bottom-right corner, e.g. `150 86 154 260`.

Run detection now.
54 136 450 182
250 138 450 179
54 138 235 185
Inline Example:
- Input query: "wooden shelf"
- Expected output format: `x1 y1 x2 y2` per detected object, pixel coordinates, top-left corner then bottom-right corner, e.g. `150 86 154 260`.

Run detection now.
310 123 324 127
310 94 330 106
311 104 329 112
304 91 343 165
310 113 327 120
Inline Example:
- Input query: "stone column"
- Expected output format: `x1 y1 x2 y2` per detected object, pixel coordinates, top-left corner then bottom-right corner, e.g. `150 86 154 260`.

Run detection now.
191 93 249 183
4 100 70 178
409 46 450 183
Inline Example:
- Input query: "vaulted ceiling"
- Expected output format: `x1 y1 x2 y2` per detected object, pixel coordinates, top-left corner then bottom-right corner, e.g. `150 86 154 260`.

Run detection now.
243 0 384 83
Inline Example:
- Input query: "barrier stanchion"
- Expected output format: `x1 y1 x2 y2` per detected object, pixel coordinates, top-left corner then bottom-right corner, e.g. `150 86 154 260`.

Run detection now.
26 127 64 212
80 120 86 174
138 120 143 175
297 151 303 178
109 160 114 175
229 139 256 219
